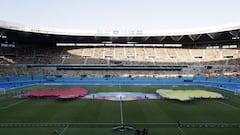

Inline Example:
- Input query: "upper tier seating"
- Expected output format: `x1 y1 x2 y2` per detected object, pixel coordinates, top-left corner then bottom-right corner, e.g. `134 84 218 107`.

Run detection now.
1 47 240 66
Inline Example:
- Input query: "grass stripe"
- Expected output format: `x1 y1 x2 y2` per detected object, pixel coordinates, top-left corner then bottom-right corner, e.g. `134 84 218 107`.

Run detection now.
1 99 28 109
214 100 240 110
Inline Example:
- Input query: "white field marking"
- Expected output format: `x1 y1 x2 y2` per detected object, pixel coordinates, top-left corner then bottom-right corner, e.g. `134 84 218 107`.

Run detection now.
215 100 240 110
177 127 186 135
0 122 121 125
1 99 29 109
59 125 69 135
1 122 239 126
126 122 240 125
120 100 124 125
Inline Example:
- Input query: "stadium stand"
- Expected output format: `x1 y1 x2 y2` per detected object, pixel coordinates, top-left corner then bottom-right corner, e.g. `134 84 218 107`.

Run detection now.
2 47 240 65
0 20 240 91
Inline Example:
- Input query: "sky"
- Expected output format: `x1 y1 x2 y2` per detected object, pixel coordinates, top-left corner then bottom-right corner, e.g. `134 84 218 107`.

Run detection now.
0 0 240 31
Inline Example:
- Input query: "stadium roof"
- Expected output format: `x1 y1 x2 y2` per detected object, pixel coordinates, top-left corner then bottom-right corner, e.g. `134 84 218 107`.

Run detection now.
0 20 240 45
1 20 240 37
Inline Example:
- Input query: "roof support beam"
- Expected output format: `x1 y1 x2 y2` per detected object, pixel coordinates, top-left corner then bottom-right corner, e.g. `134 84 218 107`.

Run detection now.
189 34 201 41
171 36 183 41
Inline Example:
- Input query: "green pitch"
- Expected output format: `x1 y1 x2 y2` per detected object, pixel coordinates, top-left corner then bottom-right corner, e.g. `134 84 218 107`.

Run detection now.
0 85 240 135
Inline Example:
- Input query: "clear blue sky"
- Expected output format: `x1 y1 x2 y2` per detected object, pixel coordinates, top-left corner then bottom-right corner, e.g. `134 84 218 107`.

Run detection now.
0 0 240 31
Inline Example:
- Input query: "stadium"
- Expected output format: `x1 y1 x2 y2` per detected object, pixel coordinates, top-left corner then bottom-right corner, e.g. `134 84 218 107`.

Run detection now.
0 18 240 135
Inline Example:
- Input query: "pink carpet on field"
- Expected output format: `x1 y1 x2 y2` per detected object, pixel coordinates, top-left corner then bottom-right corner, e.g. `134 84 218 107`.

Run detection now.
24 87 88 99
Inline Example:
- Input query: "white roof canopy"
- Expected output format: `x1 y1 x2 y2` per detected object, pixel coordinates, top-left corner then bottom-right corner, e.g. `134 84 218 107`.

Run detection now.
0 20 240 37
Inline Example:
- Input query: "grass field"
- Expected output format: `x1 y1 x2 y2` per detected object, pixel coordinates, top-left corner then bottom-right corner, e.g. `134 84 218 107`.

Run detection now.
0 85 240 135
